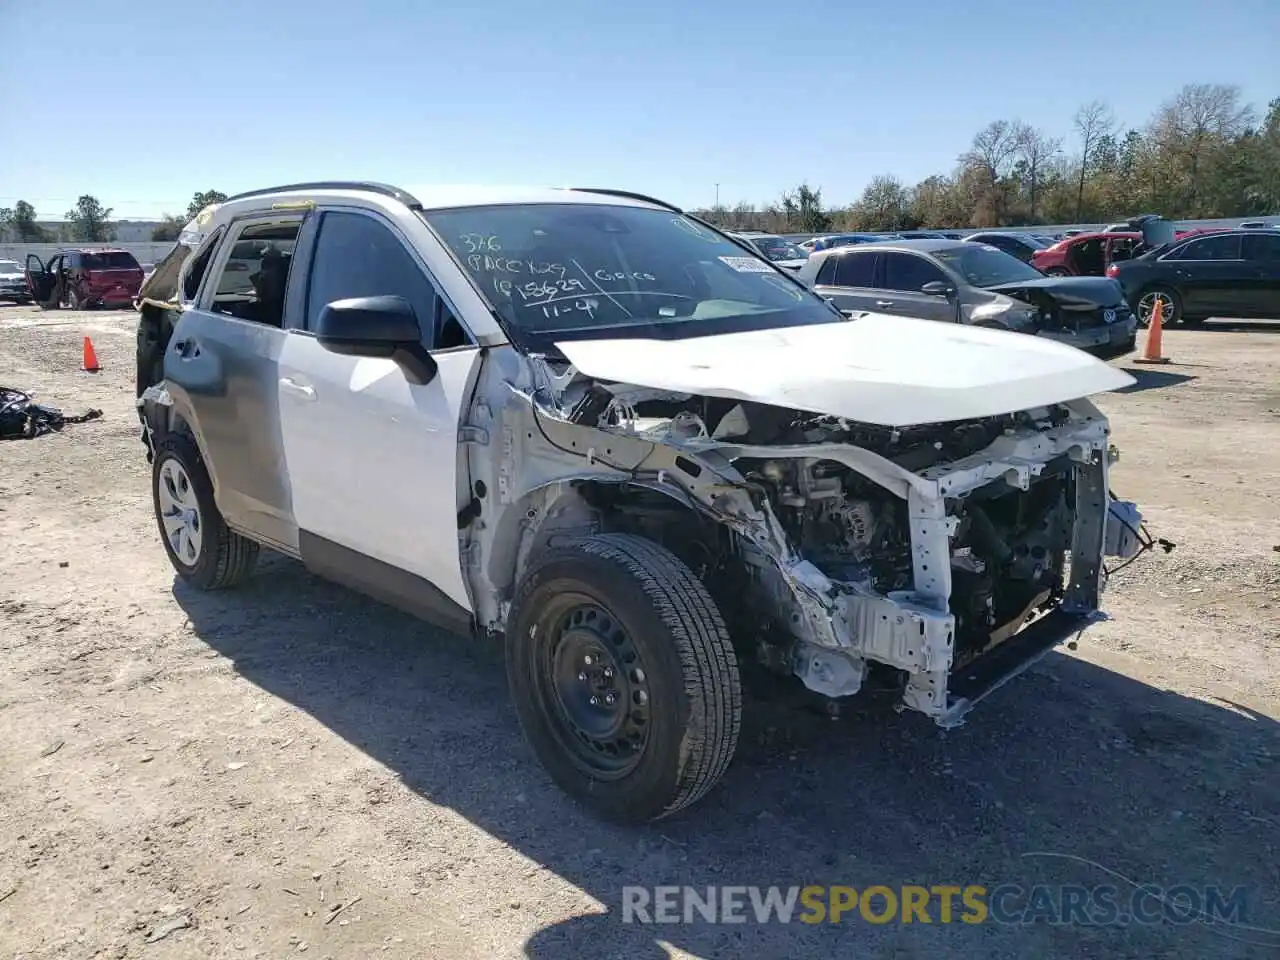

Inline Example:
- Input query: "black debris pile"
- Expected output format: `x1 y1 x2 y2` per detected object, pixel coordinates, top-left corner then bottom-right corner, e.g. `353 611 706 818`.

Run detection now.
0 386 103 440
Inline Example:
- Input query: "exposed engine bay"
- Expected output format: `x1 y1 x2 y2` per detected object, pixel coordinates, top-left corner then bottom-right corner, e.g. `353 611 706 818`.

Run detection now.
456 361 1146 728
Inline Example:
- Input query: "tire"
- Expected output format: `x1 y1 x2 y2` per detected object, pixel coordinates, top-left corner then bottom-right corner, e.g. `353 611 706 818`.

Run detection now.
506 533 742 823
1136 285 1182 327
1043 267 1070 277
152 433 259 589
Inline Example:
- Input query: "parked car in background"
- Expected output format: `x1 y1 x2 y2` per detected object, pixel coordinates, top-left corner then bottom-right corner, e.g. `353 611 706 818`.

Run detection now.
1032 232 1142 277
25 248 145 310
1240 220 1280 230
811 232 891 252
729 232 809 270
0 259 32 304
797 238 1137 356
1108 229 1280 326
965 231 1055 263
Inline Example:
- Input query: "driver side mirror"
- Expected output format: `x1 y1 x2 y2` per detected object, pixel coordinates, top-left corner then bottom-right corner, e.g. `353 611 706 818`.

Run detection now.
315 295 438 386
921 280 955 298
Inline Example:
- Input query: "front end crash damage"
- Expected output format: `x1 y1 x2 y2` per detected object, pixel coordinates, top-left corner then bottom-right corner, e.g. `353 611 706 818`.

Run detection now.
460 352 1146 728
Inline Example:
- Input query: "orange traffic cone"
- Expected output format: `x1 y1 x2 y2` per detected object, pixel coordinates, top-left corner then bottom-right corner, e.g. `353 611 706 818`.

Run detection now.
1133 297 1170 365
82 336 101 372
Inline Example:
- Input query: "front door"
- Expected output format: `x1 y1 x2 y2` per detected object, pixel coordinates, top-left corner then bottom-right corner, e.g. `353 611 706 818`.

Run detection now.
1164 233 1247 317
24 254 52 303
874 251 958 323
277 208 482 617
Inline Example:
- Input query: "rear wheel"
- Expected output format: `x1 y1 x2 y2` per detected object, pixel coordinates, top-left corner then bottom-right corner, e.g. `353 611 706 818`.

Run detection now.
152 433 259 589
506 533 742 823
1137 286 1182 327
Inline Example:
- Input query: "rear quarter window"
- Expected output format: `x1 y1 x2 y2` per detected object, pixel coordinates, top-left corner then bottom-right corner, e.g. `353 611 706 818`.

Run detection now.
83 252 141 269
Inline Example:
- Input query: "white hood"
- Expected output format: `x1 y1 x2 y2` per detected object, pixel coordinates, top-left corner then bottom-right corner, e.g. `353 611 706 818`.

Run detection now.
556 312 1135 427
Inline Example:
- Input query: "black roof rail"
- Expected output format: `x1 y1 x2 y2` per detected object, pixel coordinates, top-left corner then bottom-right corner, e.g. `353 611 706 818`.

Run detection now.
565 187 683 213
222 181 423 210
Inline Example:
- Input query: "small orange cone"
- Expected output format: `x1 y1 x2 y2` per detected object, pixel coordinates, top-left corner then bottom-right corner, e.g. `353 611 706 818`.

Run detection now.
82 336 101 372
1133 297 1170 365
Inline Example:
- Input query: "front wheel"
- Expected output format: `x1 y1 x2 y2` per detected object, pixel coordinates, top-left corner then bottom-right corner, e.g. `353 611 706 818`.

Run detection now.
152 434 259 589
507 533 742 823
1137 286 1182 327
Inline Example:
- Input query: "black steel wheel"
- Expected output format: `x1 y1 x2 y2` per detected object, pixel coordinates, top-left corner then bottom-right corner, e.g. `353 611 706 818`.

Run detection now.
507 533 741 823
535 598 652 779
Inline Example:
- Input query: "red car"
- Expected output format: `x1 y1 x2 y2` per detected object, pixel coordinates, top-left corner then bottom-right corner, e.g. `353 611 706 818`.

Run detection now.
1031 232 1144 277
25 248 145 310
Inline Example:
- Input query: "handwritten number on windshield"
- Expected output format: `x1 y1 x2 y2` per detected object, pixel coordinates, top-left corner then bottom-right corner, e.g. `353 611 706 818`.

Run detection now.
459 234 501 254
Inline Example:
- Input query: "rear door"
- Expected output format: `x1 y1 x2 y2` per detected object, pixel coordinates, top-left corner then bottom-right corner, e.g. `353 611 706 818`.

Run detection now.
277 207 482 620
161 213 309 552
875 252 958 323
1160 233 1246 317
1241 232 1280 317
810 250 881 316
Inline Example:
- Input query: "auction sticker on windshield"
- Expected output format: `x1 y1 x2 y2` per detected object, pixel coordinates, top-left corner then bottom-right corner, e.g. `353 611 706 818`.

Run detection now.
719 256 773 273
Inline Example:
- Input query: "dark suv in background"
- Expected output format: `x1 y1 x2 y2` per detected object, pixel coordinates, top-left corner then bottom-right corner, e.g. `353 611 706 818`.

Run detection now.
25 248 145 310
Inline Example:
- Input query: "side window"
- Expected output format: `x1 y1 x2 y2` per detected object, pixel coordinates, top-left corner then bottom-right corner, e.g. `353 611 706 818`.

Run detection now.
207 220 301 327
182 229 224 302
815 257 838 285
882 252 946 292
306 211 464 349
1242 233 1280 261
1170 234 1242 261
832 252 876 287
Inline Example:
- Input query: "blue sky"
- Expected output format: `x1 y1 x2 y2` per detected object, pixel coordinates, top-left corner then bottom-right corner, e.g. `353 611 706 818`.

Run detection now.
2 0 1276 220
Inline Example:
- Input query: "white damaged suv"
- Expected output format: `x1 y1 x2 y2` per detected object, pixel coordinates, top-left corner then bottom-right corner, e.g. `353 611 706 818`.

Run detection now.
135 182 1145 822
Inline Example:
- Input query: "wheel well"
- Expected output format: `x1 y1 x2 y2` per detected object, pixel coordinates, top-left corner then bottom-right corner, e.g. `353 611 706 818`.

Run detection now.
492 479 727 603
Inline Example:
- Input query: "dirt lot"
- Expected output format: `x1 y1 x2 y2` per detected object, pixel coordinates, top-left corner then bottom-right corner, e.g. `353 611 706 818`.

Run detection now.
1 307 1277 960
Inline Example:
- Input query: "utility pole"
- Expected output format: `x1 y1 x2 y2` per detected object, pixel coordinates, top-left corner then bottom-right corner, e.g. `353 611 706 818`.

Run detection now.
714 183 720 208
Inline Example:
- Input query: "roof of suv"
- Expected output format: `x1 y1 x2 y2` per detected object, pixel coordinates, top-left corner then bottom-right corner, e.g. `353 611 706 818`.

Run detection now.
222 182 679 214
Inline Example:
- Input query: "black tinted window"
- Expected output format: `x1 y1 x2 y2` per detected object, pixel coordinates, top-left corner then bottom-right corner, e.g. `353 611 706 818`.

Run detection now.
882 252 947 291
1243 233 1280 261
1169 234 1242 261
816 257 839 285
82 251 140 269
307 212 439 341
832 252 876 287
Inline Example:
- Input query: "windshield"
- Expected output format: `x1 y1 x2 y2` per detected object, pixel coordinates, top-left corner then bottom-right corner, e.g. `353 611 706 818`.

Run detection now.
934 244 1045 286
0 260 20 273
422 204 841 349
748 235 806 261
82 251 140 270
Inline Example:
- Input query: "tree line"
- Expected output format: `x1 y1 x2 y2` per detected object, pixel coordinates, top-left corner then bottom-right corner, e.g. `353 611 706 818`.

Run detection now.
693 84 1280 234
0 191 228 243
3 85 1276 243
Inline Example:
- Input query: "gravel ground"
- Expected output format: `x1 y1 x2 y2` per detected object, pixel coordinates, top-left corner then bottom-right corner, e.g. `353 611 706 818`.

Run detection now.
1 306 1277 960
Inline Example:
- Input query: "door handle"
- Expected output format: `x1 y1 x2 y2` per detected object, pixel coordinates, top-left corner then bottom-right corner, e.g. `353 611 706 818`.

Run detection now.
279 377 316 401
874 299 895 307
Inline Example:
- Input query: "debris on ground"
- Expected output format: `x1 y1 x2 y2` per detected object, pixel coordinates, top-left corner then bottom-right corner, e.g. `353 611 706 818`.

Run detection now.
1 386 102 440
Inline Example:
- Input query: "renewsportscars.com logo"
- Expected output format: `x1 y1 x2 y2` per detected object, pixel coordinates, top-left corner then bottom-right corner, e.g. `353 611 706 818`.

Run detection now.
621 883 1253 927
